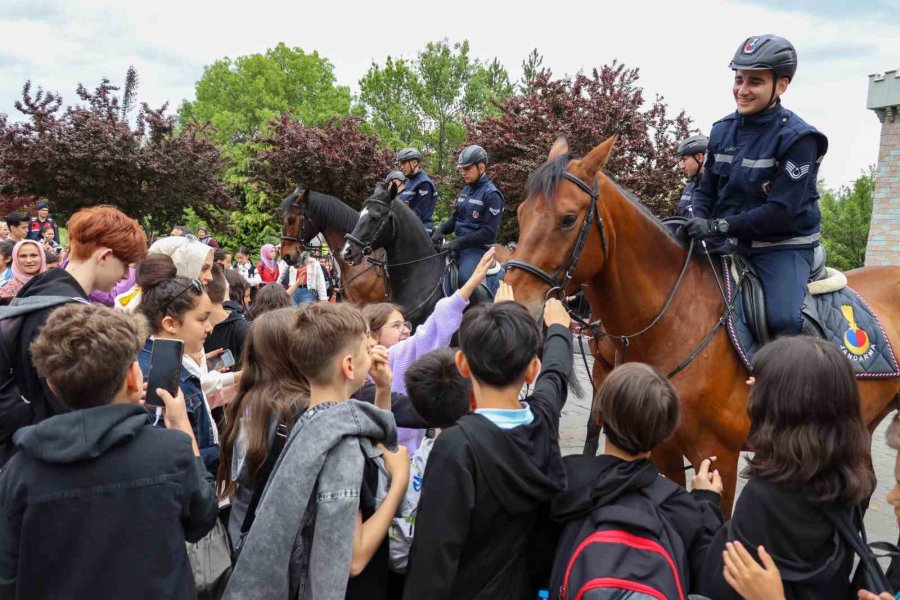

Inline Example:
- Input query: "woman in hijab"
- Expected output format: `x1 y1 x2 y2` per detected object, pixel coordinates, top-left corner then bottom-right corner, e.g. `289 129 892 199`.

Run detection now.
0 240 47 302
114 235 213 312
257 244 279 284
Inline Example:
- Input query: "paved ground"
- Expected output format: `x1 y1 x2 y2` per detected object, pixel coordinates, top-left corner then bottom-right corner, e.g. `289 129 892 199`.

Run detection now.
561 337 898 543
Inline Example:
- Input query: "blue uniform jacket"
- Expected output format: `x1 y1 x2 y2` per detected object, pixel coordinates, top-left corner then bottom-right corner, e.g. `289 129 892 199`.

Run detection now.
692 101 828 254
441 175 505 250
675 176 700 218
398 169 437 230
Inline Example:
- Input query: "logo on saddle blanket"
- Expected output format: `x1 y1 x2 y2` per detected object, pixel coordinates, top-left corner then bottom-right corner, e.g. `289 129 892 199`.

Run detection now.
841 305 874 360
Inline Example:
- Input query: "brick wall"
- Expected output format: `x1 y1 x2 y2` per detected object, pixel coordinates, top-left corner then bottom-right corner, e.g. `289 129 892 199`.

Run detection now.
865 111 900 266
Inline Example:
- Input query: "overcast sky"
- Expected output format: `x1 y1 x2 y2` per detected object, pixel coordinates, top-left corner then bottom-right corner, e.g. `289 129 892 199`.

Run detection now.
2 0 896 189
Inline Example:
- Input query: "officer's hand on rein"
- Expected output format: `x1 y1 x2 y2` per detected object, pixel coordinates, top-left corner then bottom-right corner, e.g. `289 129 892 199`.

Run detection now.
684 218 726 239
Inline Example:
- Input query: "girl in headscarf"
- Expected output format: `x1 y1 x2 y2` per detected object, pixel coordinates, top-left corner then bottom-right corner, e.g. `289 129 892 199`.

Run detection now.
114 236 214 312
0 240 47 302
257 244 279 284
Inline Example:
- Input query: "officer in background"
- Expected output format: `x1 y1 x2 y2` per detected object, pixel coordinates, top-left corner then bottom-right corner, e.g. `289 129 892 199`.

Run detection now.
685 34 827 336
27 202 59 243
673 134 709 218
431 145 504 292
395 148 437 232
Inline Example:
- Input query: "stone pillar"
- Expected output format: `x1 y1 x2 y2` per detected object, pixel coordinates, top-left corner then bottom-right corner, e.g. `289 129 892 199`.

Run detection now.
865 70 900 267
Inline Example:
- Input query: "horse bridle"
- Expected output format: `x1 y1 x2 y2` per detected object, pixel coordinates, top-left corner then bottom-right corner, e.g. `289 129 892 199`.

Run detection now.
344 197 395 257
506 171 608 297
280 193 316 246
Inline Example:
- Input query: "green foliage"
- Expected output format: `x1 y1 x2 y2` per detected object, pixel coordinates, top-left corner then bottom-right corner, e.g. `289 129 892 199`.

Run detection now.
179 43 353 146
819 166 875 271
358 39 513 178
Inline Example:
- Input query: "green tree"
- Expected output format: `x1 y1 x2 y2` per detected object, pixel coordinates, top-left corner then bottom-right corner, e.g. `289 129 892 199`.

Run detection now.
179 43 353 146
819 166 875 271
519 48 551 92
358 39 513 177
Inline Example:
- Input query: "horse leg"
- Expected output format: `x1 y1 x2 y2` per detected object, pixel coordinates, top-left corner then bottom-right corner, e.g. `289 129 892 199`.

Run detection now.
652 439 686 488
583 338 613 456
583 412 601 456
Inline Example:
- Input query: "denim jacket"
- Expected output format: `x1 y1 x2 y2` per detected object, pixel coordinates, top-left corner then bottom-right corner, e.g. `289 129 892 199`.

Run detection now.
137 339 219 473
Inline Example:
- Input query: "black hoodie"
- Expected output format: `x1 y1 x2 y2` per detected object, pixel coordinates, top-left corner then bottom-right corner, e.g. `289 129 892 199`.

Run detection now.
403 324 572 600
14 269 89 423
550 455 723 594
699 476 854 600
0 403 218 600
204 300 250 367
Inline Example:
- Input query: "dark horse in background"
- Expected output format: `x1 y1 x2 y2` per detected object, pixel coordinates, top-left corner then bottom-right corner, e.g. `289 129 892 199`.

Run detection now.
504 135 900 515
339 184 449 327
280 187 387 305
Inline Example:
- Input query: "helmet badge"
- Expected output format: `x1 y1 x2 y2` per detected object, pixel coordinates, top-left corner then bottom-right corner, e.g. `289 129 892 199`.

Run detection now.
743 37 760 54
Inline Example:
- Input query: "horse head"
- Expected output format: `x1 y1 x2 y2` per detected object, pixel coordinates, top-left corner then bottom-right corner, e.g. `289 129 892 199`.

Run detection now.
341 184 399 266
505 135 617 318
280 187 316 267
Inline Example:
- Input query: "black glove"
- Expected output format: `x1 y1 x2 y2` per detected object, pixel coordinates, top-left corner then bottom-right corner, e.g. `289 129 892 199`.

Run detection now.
430 229 445 245
441 239 462 253
684 218 726 239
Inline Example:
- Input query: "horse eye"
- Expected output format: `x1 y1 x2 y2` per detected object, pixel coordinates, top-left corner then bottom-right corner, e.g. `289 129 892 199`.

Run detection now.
561 214 577 229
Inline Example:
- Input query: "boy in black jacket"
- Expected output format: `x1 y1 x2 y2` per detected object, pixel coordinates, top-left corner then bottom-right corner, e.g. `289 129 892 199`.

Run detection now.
403 298 572 600
0 304 218 600
550 362 724 595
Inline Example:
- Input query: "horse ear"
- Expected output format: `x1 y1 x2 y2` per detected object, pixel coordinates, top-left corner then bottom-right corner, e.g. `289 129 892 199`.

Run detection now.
298 188 309 204
580 135 617 175
547 135 569 161
388 182 399 202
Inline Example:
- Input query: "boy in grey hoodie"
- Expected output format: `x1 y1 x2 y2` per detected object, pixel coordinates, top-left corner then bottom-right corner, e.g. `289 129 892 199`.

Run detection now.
224 303 410 600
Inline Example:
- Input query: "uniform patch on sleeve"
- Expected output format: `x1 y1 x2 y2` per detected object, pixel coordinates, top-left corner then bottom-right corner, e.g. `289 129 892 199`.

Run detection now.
419 189 428 196
785 161 810 180
489 207 500 216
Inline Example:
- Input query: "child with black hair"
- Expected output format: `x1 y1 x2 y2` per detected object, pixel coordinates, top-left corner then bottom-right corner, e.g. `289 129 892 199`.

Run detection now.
388 348 473 573
403 298 573 600
549 362 724 597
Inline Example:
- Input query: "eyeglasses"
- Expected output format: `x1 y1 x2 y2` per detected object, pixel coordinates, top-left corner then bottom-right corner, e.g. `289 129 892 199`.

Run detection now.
383 320 411 332
160 279 204 316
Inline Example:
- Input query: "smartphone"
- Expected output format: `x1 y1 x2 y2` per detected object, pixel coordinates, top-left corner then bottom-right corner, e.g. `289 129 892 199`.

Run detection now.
146 339 184 407
207 349 235 371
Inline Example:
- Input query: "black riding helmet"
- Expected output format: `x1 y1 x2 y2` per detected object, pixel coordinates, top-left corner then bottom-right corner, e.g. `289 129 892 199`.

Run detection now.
676 134 709 157
457 145 488 168
396 148 423 163
729 34 797 81
384 170 407 184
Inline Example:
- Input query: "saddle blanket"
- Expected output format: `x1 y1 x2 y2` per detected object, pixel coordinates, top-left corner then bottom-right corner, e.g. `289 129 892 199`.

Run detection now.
723 257 900 378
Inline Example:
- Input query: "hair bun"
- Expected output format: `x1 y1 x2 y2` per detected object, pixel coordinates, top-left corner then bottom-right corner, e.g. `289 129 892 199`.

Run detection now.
136 254 177 290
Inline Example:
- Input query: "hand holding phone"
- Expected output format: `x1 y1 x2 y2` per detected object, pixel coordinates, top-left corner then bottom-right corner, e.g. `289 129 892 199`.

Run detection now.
207 349 235 372
146 339 184 407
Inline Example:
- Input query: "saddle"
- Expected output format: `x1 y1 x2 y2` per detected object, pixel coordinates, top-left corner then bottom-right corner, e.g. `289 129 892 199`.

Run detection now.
443 253 501 305
732 245 845 345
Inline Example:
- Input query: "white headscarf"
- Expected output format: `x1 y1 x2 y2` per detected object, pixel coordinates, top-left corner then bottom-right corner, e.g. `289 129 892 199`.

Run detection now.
148 236 213 280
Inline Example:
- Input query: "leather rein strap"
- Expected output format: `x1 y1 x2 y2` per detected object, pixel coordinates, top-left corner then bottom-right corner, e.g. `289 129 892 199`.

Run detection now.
506 172 607 296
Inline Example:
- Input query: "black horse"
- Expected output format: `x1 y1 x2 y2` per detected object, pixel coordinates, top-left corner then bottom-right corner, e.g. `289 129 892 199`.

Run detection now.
341 185 473 327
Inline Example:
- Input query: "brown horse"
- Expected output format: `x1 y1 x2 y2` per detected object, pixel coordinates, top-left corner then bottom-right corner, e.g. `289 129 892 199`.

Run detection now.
280 187 387 306
505 135 900 515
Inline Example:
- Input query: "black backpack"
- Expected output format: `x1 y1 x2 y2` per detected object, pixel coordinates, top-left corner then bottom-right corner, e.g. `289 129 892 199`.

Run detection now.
549 476 689 600
0 296 83 459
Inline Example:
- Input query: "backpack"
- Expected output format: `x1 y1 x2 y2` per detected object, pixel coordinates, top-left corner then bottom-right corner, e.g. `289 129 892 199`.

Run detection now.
0 296 83 453
549 476 689 600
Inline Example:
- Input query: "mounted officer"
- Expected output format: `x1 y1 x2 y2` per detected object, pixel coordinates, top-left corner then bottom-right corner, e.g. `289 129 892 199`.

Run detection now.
673 134 709 218
431 145 504 292
395 148 437 232
685 34 827 336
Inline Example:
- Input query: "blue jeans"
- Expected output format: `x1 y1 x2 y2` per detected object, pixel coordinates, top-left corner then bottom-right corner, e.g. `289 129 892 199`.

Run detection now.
458 248 503 297
292 287 317 305
746 247 814 335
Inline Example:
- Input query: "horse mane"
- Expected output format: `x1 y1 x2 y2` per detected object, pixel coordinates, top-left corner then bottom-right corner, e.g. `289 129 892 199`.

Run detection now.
281 188 361 233
527 155 688 249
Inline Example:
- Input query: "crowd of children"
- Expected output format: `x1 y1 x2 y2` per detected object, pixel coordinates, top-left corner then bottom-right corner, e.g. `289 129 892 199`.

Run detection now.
0 205 897 600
